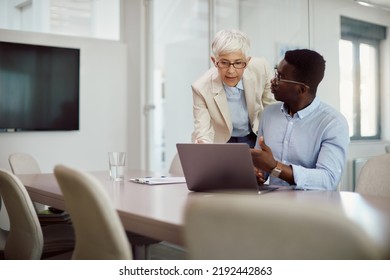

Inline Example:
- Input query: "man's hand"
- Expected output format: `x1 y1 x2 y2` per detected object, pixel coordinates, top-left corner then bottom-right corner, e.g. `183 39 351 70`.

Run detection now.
254 167 266 185
250 136 277 172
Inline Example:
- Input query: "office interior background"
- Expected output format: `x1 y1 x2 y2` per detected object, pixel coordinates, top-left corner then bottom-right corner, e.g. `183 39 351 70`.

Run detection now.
0 0 389 207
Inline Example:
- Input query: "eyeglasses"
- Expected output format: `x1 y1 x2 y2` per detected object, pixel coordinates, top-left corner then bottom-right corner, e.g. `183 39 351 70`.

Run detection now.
273 68 310 89
216 60 247 69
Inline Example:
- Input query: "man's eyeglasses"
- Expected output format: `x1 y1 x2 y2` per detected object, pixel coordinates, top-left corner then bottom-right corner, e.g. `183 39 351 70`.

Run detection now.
216 60 247 69
273 68 310 89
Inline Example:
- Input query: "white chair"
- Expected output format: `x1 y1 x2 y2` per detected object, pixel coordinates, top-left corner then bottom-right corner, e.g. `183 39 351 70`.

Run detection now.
8 153 42 175
169 153 184 176
54 164 132 259
0 194 9 254
0 169 74 259
8 153 71 225
356 153 390 198
184 194 380 260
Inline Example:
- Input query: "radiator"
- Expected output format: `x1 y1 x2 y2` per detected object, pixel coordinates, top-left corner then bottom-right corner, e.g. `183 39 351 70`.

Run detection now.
352 157 370 191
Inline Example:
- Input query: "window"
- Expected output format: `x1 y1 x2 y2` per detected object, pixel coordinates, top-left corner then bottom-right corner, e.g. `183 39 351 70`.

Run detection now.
50 0 94 37
339 16 386 140
0 0 119 40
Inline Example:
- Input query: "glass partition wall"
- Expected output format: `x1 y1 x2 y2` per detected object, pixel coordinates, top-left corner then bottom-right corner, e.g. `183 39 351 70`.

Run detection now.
146 0 310 171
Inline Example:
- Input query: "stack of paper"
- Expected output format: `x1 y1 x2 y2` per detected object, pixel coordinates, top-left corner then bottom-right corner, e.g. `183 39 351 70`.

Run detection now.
130 176 186 185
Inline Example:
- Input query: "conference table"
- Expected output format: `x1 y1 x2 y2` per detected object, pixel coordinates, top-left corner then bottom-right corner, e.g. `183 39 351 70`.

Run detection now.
18 169 390 259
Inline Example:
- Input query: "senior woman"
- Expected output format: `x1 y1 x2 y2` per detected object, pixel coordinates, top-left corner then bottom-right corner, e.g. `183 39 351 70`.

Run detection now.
191 29 275 147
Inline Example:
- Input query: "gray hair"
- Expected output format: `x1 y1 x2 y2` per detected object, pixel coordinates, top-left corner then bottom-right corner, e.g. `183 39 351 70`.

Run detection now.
211 29 251 59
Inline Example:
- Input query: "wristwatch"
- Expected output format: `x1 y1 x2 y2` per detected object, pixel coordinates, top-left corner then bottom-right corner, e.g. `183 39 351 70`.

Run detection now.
270 161 283 178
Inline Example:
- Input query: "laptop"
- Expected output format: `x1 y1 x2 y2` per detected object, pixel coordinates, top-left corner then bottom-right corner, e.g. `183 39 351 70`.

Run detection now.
176 143 278 193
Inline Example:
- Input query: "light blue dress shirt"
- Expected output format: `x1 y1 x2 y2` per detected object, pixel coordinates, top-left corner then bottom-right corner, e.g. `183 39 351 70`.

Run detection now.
223 80 251 137
256 97 349 190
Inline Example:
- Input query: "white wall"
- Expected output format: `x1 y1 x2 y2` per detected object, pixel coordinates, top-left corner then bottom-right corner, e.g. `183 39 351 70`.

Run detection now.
121 0 146 170
242 0 310 65
0 29 128 173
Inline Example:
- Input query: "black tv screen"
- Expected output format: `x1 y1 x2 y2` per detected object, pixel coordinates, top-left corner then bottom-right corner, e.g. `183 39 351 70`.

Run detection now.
0 41 80 131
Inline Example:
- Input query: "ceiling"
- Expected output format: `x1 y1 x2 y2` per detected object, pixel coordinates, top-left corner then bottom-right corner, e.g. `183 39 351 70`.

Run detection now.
371 0 390 5
356 0 390 9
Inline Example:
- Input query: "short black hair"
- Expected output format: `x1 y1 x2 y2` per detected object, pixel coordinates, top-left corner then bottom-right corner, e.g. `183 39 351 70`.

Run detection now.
284 49 326 94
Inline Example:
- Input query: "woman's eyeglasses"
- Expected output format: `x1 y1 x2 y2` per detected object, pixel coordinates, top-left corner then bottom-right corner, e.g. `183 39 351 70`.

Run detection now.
216 60 247 69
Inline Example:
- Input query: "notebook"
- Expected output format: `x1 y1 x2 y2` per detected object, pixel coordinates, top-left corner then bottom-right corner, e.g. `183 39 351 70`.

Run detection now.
130 176 186 185
176 143 278 193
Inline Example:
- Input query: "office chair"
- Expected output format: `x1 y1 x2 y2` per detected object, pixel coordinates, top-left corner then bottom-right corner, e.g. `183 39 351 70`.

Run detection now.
0 198 7 253
8 153 71 225
168 153 184 176
184 194 380 260
0 169 74 260
356 153 390 198
54 164 132 260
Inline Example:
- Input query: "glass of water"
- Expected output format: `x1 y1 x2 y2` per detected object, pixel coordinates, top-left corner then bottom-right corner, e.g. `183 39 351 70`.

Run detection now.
108 152 126 181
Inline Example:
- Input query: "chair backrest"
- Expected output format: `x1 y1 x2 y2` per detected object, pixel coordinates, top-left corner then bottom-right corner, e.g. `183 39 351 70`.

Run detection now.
169 153 184 176
54 164 132 260
0 169 43 259
8 153 48 213
184 194 380 260
356 153 390 198
8 153 41 175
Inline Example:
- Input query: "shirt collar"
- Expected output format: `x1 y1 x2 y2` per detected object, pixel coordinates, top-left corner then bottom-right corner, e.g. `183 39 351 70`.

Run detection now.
236 80 244 90
281 97 320 119
223 79 244 91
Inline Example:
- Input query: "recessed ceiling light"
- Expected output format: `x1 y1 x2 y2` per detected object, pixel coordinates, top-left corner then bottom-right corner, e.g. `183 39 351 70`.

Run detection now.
356 1 375 7
355 0 390 11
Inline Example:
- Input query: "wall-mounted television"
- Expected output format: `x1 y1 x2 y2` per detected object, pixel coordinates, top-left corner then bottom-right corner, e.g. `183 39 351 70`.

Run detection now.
0 41 80 132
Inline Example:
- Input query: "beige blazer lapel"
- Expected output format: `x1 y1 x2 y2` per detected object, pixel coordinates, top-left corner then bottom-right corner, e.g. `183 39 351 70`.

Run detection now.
211 73 233 133
242 70 256 126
